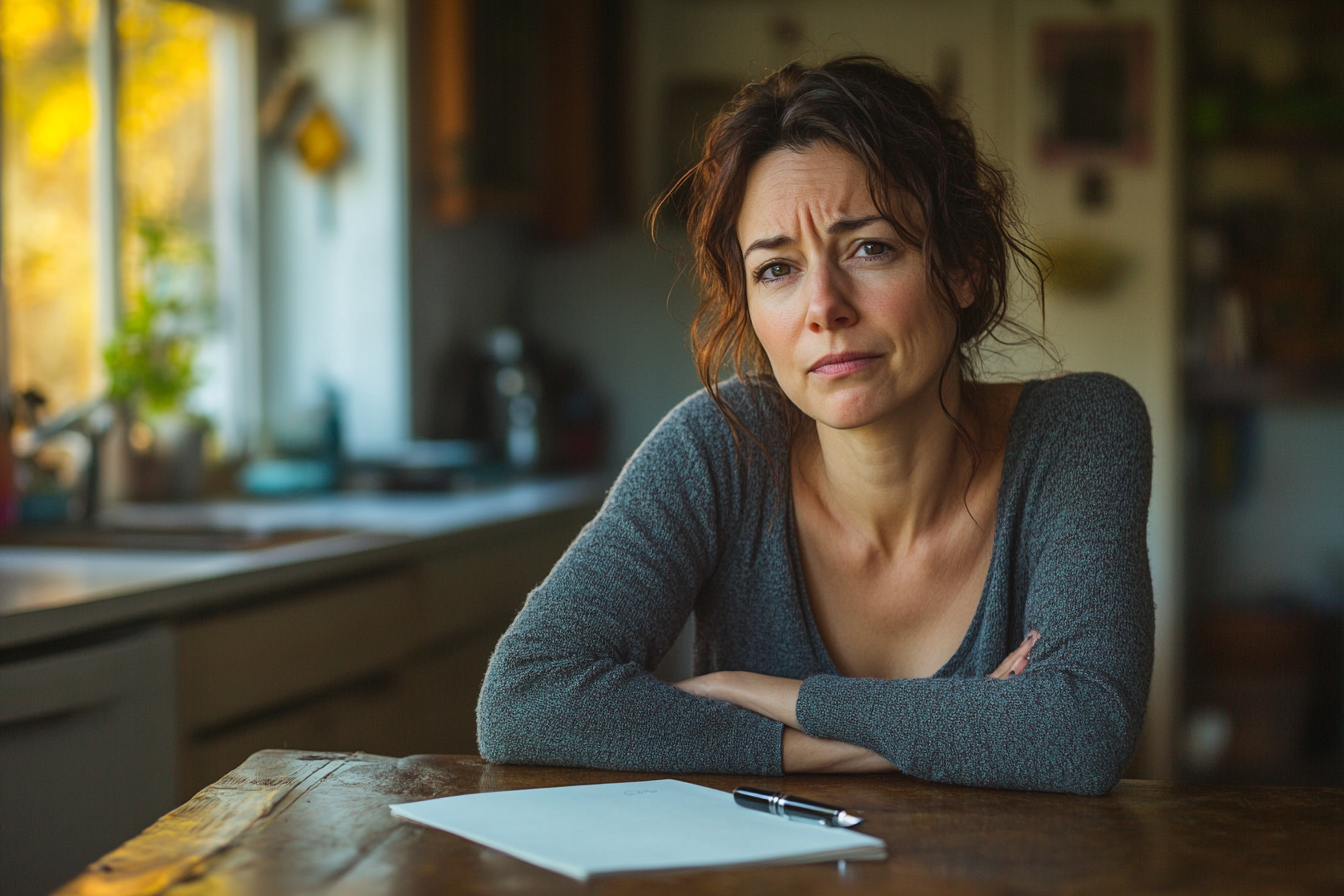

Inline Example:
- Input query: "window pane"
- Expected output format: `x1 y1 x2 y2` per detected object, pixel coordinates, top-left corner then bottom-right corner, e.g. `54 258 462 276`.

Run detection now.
1 0 98 414
116 0 215 390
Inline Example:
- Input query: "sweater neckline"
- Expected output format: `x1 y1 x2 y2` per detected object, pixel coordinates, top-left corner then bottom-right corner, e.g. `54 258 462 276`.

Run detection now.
783 377 1045 680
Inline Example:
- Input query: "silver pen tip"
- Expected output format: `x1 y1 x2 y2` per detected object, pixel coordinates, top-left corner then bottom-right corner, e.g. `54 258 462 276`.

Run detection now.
834 811 863 828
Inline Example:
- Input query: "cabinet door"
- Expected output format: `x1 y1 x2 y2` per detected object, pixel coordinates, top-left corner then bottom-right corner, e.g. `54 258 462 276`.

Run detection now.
403 504 597 754
397 628 502 756
178 570 415 732
177 571 415 799
179 675 404 799
0 627 175 896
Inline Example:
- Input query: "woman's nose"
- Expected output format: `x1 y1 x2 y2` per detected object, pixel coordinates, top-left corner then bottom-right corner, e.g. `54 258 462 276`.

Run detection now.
804 262 857 332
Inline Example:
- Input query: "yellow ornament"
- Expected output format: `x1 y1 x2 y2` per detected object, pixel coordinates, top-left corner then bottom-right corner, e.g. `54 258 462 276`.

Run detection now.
293 104 346 175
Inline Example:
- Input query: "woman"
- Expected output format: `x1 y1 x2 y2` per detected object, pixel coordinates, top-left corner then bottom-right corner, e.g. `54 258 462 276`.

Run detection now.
478 57 1152 795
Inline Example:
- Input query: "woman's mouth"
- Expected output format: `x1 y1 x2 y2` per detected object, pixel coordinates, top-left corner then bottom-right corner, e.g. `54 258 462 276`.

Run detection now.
808 352 882 377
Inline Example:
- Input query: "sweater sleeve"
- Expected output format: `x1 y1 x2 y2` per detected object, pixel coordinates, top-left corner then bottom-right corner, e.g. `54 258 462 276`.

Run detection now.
795 375 1155 795
476 392 785 775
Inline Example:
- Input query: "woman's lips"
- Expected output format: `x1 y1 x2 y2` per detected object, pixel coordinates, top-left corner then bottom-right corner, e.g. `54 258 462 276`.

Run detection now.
809 352 881 377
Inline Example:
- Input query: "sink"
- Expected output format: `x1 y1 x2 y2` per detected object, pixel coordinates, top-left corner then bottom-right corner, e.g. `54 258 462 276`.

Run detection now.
0 526 348 552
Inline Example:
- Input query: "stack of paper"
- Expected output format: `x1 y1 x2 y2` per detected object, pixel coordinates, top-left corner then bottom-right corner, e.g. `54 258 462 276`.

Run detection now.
390 779 886 880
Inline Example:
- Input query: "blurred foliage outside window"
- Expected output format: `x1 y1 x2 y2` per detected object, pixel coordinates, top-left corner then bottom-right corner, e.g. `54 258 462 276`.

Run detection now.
2 0 217 419
1 0 97 413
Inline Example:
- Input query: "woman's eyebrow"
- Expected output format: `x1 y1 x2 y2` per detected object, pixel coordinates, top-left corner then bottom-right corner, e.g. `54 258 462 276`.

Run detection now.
826 215 887 235
742 235 792 258
742 216 888 259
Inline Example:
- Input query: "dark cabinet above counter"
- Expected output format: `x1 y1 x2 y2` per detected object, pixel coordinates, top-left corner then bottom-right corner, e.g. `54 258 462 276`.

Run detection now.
413 0 629 239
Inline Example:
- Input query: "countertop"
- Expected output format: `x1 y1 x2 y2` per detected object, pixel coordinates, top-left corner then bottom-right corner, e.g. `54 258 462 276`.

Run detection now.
0 475 608 652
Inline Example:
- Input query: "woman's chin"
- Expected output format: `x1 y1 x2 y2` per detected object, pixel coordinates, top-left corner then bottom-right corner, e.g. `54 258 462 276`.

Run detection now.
801 399 890 433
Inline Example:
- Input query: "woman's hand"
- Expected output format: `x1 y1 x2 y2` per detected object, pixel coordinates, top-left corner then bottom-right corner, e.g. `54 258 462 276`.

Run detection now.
989 629 1040 679
674 673 895 773
676 628 1040 721
675 631 1038 773
782 727 896 773
674 671 802 729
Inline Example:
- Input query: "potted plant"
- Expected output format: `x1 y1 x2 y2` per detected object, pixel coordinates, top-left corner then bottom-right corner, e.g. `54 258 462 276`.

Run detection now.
103 221 213 501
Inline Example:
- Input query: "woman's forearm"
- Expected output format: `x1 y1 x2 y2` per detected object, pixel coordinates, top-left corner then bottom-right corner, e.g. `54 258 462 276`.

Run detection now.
782 727 896 773
674 671 802 728
675 673 894 773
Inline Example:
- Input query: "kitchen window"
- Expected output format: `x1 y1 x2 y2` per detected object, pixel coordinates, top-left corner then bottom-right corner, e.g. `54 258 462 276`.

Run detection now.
2 0 258 451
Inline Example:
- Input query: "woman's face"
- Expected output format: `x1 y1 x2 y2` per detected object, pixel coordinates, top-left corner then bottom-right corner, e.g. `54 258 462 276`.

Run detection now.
737 143 961 431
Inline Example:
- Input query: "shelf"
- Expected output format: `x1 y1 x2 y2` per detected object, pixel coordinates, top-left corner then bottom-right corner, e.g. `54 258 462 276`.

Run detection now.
1185 365 1344 406
1189 136 1344 154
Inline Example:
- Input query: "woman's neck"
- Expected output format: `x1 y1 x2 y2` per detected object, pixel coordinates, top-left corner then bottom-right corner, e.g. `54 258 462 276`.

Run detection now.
796 372 993 556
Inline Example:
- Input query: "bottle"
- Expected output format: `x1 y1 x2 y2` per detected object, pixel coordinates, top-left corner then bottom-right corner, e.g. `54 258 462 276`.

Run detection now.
483 328 541 472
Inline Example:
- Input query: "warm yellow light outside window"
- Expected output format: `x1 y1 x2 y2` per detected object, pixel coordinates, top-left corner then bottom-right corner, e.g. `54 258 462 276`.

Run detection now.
2 0 216 417
1 0 98 414
118 0 214 320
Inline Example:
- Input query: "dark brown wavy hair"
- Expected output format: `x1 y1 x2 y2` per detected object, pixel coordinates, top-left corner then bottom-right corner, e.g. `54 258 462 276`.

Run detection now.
652 55 1050 471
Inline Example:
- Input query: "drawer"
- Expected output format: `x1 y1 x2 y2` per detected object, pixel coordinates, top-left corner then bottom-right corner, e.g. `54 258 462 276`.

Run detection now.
178 571 415 732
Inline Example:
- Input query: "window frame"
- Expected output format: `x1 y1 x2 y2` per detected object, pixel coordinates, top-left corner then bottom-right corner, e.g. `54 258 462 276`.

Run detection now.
3 0 262 452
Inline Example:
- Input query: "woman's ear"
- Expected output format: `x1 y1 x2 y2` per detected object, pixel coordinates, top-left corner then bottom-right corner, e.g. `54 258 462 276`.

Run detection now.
953 268 980 310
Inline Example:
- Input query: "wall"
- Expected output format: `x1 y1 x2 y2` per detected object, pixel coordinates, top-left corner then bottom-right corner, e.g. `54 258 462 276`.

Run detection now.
523 231 701 462
409 222 701 466
260 0 410 456
630 0 1005 211
409 219 531 440
1003 0 1182 777
410 1 1014 464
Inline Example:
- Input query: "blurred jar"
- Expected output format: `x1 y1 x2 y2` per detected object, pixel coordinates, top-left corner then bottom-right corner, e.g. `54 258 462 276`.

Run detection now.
483 328 541 472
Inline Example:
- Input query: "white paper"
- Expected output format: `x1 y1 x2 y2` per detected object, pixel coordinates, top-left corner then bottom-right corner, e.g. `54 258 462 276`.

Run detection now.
390 779 887 880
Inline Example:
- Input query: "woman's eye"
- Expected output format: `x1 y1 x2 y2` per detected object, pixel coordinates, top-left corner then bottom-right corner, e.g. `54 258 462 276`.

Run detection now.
856 241 890 258
758 262 794 281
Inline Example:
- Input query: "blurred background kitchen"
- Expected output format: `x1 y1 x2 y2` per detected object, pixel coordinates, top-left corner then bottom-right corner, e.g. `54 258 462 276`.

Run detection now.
1 0 1341 892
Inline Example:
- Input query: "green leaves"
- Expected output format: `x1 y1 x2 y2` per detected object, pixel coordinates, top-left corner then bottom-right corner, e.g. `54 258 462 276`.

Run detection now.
103 219 212 416
103 293 199 414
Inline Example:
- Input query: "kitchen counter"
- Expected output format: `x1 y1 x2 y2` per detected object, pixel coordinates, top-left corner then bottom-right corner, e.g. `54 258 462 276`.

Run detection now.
1 475 610 896
0 475 608 652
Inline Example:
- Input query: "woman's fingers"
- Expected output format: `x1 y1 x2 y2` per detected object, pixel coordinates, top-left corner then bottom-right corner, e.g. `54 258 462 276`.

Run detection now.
672 673 723 700
988 636 1029 679
989 629 1040 679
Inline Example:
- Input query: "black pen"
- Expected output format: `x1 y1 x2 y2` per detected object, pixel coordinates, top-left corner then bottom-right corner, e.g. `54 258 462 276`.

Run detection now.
732 787 864 828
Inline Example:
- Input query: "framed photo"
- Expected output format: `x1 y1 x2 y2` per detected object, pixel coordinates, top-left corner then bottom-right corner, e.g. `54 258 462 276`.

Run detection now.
1035 22 1154 165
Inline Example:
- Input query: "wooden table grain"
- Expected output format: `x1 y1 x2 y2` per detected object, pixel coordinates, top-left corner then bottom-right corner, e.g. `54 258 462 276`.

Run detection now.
54 750 1343 896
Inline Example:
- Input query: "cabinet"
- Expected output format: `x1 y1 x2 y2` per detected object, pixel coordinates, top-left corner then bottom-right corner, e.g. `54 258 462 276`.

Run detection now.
0 627 176 896
414 0 623 237
175 503 595 799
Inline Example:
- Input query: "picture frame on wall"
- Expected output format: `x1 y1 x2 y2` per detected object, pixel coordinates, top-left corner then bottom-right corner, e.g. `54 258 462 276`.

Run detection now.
1035 22 1154 166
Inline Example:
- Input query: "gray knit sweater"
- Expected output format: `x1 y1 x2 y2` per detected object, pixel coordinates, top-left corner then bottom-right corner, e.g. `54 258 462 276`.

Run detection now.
478 373 1154 795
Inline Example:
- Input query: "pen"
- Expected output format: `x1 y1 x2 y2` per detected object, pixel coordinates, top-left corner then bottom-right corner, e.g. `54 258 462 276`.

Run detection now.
732 787 864 828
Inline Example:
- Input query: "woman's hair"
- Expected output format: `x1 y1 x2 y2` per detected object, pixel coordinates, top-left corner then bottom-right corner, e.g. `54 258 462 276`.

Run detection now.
652 55 1050 465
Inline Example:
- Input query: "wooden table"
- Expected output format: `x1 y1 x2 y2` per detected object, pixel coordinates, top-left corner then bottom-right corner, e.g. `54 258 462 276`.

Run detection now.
55 750 1342 895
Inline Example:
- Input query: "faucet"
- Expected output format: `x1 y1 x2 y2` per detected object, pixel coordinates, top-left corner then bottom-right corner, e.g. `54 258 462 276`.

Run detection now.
14 396 116 526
